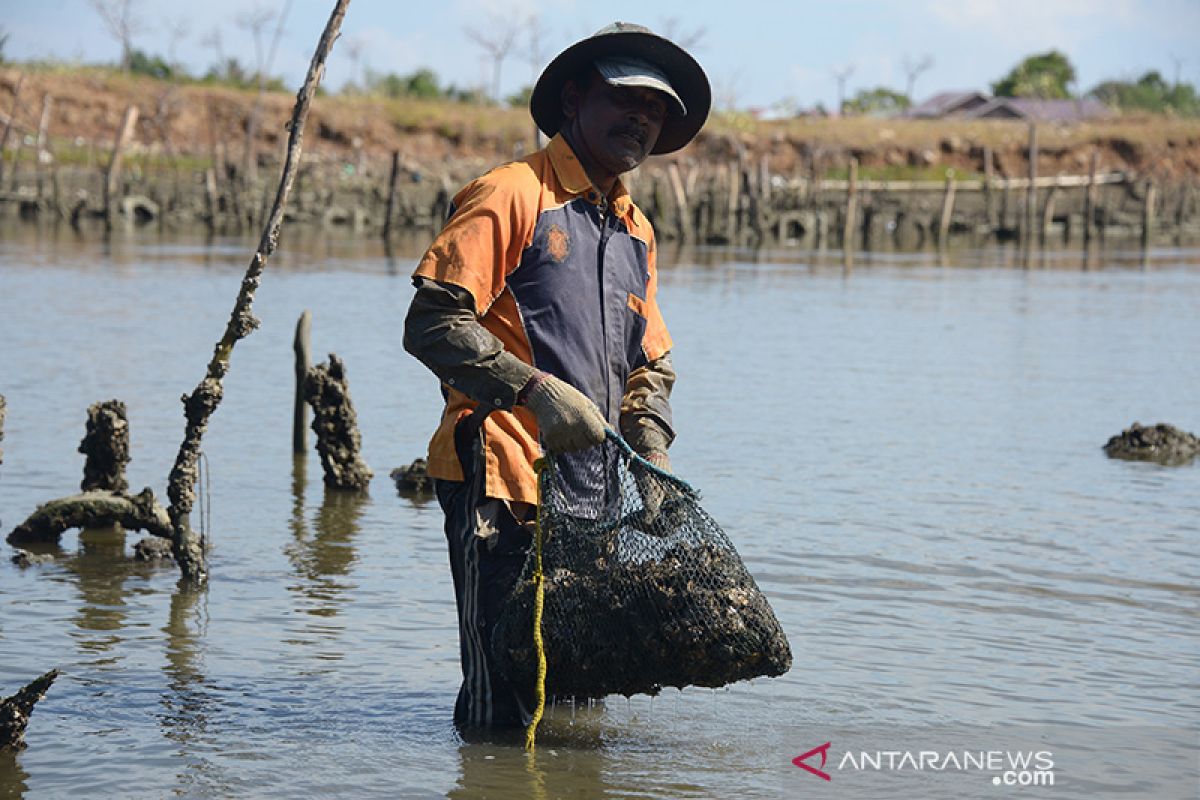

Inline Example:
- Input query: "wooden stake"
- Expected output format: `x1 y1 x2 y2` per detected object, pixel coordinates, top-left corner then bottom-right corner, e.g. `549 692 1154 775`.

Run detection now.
938 168 956 245
0 72 24 189
982 145 994 233
1025 123 1038 245
382 150 400 240
166 0 350 585
1041 186 1058 245
294 310 312 455
667 162 692 242
1142 180 1156 249
34 93 53 204
1083 150 1099 248
103 105 140 231
843 158 858 252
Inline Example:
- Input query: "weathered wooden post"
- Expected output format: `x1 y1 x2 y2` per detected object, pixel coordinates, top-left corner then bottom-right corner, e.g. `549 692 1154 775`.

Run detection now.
843 158 858 252
382 150 401 241
726 159 740 243
1025 123 1038 246
165 0 350 585
1142 180 1157 249
1083 151 1099 249
938 168 956 246
0 72 24 189
667 162 692 242
982 145 995 235
294 310 312 455
1041 185 1058 246
34 93 53 207
203 167 219 230
103 105 140 232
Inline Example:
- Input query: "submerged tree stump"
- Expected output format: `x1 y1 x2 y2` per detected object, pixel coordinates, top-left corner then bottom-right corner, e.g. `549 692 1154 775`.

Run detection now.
1104 422 1200 465
0 670 59 751
79 400 130 493
304 353 373 491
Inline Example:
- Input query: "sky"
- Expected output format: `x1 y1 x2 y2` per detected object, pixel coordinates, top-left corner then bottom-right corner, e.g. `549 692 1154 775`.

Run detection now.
4 0 1200 111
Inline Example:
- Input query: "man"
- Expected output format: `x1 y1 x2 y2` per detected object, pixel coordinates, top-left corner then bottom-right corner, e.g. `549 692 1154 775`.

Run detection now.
403 22 710 729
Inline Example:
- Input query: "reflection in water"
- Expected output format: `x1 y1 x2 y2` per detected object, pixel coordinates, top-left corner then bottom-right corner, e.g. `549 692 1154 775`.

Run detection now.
286 458 368 620
159 580 227 796
0 750 30 798
65 526 135 657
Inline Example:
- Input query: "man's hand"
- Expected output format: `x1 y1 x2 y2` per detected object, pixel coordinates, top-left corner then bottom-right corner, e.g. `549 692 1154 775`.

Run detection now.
635 451 671 529
522 373 607 453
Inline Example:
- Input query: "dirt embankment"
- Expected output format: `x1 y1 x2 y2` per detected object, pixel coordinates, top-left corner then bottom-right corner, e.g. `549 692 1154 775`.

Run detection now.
3 67 1199 184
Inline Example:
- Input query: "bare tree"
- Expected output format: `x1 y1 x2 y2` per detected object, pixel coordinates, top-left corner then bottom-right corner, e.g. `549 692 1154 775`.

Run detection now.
88 0 145 71
237 5 276 85
201 27 226 73
832 64 855 115
465 16 520 103
343 35 367 90
162 16 190 72
658 17 706 50
902 54 934 103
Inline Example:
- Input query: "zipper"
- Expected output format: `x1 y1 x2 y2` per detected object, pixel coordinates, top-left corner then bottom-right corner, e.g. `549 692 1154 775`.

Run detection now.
596 195 614 420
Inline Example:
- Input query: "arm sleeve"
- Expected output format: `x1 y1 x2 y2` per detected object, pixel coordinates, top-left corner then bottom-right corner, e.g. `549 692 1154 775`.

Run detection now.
403 277 536 409
619 351 676 455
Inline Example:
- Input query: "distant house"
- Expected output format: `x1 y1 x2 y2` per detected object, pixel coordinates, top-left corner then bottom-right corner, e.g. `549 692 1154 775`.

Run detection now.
907 91 1111 122
962 97 1113 122
906 91 991 118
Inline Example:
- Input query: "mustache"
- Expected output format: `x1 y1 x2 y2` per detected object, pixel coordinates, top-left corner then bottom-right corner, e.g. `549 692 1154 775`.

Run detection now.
609 123 647 145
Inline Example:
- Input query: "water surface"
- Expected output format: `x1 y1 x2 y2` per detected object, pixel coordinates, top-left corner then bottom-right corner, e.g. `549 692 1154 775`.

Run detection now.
1 226 1197 798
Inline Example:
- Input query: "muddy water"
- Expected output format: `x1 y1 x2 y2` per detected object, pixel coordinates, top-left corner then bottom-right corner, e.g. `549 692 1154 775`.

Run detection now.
1 226 1197 799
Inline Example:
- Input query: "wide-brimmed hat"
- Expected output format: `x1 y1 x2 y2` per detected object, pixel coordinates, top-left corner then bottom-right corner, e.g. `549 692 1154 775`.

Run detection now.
530 22 711 155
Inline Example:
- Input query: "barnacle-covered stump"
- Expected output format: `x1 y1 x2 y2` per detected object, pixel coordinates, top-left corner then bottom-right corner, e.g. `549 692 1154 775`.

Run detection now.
7 488 171 545
1104 422 1200 465
0 670 59 751
304 353 373 491
390 458 432 496
79 399 130 493
493 537 793 699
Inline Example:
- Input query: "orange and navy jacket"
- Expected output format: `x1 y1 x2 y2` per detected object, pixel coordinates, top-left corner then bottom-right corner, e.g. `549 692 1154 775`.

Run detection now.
412 133 672 506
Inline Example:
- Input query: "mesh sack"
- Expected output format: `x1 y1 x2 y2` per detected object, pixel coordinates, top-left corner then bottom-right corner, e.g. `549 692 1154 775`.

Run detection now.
492 432 792 698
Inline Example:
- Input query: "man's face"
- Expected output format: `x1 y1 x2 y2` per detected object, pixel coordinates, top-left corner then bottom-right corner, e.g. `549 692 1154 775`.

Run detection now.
563 76 670 178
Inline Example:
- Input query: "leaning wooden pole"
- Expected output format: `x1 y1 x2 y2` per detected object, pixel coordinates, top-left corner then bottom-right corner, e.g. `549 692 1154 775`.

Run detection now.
166 0 350 584
103 105 139 232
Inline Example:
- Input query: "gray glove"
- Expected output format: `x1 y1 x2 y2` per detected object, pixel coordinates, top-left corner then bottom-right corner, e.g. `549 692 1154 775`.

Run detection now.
522 373 607 453
636 452 671 525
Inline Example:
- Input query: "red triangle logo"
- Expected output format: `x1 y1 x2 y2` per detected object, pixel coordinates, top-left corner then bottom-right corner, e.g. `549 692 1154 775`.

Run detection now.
793 742 832 781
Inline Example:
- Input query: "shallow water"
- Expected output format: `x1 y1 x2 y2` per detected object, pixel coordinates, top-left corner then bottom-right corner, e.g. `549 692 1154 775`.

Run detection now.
1 226 1197 798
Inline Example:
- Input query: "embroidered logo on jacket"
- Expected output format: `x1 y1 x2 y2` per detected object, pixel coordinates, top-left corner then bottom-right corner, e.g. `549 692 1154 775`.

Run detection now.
545 224 571 262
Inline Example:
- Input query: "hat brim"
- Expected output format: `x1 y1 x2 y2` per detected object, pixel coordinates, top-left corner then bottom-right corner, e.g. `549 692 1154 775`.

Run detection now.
530 30 711 155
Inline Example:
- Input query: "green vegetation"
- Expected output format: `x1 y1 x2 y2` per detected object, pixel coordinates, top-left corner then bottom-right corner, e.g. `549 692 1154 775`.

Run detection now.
844 87 911 116
991 50 1076 99
1089 71 1200 116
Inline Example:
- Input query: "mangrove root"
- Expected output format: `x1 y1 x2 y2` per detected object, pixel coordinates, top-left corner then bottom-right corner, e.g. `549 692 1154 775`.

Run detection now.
304 353 373 491
0 670 59 751
79 399 131 493
1104 422 1200 465
7 488 171 545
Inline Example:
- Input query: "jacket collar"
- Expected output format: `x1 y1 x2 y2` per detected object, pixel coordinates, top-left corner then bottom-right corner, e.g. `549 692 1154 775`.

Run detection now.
546 133 633 218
